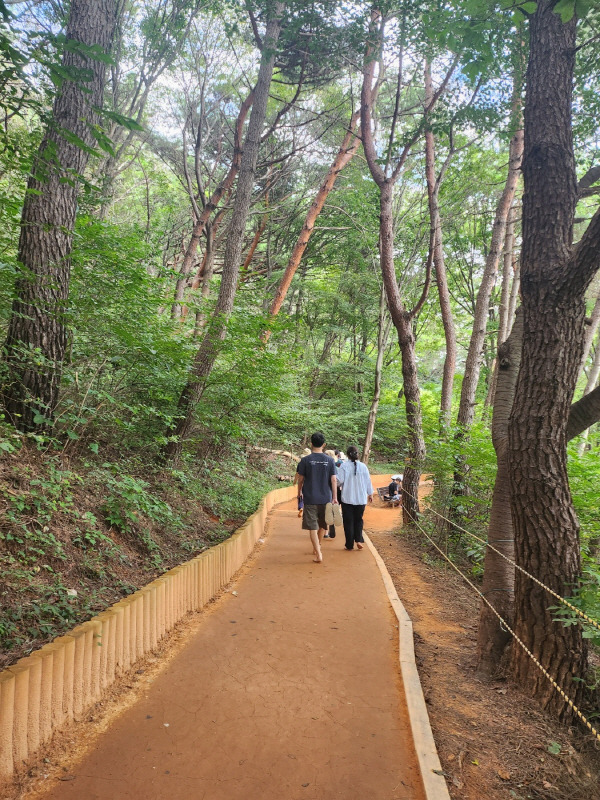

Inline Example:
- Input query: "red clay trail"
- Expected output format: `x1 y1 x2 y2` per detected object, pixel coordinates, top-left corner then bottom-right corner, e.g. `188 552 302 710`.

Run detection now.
32 492 424 800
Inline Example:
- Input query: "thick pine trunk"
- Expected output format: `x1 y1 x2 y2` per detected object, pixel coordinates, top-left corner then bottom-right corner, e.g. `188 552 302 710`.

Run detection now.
163 6 283 464
477 310 600 675
507 1 587 718
1 0 116 431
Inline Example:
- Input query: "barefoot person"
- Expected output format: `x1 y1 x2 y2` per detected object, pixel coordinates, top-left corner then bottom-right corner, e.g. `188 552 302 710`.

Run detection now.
295 432 338 563
336 445 374 551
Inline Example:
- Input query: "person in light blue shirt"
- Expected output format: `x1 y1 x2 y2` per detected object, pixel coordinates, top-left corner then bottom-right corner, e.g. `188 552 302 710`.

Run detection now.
336 445 374 551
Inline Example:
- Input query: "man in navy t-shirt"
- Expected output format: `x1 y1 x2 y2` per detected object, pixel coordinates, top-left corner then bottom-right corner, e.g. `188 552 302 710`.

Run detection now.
296 432 337 564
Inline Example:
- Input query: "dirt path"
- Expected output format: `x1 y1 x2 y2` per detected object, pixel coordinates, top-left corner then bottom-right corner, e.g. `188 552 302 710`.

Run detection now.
28 495 426 800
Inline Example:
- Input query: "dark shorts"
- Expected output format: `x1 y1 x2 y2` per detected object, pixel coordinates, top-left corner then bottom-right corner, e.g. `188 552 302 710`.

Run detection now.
302 503 327 531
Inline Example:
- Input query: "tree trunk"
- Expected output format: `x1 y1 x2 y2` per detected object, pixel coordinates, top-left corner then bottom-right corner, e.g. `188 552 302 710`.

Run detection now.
163 5 283 464
379 183 426 524
363 284 390 464
478 313 600 674
1 0 116 432
360 9 433 523
567 383 600 441
241 214 268 274
484 203 519 408
262 110 360 342
576 330 600 455
193 223 216 336
498 204 518 345
476 308 522 673
507 1 595 719
456 120 523 432
579 290 600 376
424 62 456 428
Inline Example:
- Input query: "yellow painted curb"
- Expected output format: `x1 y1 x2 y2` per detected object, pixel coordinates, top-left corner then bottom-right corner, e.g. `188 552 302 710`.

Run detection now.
0 483 296 782
364 533 452 800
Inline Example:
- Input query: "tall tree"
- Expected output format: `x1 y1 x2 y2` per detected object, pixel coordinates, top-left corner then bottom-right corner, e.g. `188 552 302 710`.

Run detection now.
507 0 600 717
1 0 117 431
163 2 284 463
424 60 456 427
456 83 523 433
361 7 455 522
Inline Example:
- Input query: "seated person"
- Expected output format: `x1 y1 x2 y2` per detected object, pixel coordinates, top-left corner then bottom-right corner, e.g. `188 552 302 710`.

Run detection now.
387 478 401 505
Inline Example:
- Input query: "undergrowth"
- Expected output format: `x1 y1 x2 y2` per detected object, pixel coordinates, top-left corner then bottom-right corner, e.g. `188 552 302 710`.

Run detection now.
0 427 297 667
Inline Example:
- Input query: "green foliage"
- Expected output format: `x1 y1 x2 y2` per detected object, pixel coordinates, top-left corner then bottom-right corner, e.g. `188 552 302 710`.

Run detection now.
0 578 92 649
424 420 497 573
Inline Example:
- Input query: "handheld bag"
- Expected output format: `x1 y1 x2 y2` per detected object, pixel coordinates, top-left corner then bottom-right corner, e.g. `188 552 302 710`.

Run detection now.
325 502 343 527
332 502 343 527
325 502 334 526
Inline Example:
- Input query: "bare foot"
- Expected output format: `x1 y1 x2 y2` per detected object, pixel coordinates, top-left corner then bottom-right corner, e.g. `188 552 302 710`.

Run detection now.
357 542 363 550
313 552 323 563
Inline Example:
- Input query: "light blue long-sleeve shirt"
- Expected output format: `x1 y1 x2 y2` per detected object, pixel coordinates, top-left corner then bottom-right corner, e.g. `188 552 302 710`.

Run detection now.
336 460 374 505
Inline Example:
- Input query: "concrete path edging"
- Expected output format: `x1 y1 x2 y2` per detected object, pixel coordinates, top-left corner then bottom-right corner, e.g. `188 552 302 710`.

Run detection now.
364 533 451 800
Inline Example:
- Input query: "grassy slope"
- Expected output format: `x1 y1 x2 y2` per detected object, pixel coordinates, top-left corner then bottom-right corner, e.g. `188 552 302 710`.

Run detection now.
0 443 297 669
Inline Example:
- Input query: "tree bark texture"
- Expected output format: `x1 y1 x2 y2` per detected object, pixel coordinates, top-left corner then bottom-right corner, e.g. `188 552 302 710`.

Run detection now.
163 5 283 463
363 284 390 465
262 110 360 342
476 308 600 674
424 63 456 427
476 308 522 673
456 122 523 431
1 0 116 431
507 1 600 718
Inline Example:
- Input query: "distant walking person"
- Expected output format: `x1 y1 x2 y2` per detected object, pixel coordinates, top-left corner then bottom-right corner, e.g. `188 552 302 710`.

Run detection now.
336 445 374 551
296 432 338 563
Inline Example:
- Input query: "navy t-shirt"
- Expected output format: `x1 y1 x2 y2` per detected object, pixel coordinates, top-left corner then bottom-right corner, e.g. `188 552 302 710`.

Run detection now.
297 452 336 505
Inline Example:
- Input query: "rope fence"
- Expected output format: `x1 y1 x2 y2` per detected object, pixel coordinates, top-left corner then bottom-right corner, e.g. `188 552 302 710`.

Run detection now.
407 511 600 744
426 507 600 635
